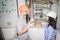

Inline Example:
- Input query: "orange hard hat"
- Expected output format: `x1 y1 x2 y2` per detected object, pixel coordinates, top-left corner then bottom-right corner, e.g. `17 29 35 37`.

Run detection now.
18 5 29 12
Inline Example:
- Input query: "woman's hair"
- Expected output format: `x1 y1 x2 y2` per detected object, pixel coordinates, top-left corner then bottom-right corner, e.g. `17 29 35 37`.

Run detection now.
48 17 57 29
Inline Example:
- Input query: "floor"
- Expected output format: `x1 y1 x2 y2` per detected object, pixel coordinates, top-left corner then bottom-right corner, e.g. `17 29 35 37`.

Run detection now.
4 30 60 40
56 30 60 40
5 38 18 40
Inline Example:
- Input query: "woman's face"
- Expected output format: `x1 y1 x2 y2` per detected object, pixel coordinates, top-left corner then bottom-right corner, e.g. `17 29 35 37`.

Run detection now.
46 16 49 21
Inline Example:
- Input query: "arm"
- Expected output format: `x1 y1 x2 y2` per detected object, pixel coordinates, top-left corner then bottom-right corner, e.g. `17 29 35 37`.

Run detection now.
18 25 30 35
17 16 34 35
48 27 54 40
19 17 35 35
18 22 33 35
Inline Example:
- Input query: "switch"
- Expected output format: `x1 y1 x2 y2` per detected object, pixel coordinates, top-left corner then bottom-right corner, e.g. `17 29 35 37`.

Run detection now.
7 22 11 26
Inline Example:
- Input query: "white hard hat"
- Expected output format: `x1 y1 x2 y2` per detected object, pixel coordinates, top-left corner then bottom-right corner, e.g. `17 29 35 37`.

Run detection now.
46 11 56 19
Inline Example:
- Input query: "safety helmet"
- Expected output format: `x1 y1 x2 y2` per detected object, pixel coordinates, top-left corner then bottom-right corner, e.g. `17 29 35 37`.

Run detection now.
46 11 56 19
18 5 29 12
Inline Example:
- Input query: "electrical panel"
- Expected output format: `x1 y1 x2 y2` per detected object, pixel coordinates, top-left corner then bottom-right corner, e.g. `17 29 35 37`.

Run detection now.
0 0 18 27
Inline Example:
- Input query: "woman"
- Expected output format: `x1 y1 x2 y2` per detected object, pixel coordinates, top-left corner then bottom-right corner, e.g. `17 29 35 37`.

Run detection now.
16 5 34 40
44 11 57 40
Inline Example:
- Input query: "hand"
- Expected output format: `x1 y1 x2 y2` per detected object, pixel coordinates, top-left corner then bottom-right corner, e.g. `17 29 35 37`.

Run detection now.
27 22 34 28
27 18 35 25
29 17 35 24
29 22 34 26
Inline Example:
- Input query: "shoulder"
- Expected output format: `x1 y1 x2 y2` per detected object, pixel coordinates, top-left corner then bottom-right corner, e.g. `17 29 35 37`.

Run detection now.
17 17 23 24
48 26 53 30
49 26 54 29
48 26 56 32
45 26 54 32
17 17 22 21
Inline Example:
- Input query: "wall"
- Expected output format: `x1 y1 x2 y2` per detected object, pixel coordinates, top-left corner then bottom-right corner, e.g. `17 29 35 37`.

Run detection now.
18 0 25 7
57 0 60 32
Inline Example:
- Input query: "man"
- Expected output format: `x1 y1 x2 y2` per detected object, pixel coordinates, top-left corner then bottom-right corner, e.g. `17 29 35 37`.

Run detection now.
16 5 34 40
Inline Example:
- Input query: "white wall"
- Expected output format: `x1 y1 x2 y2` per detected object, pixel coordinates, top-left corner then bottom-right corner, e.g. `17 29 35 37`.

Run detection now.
18 0 25 7
57 0 60 32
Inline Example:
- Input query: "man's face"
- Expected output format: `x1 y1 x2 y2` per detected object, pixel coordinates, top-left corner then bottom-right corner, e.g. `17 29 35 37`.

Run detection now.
20 11 28 16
